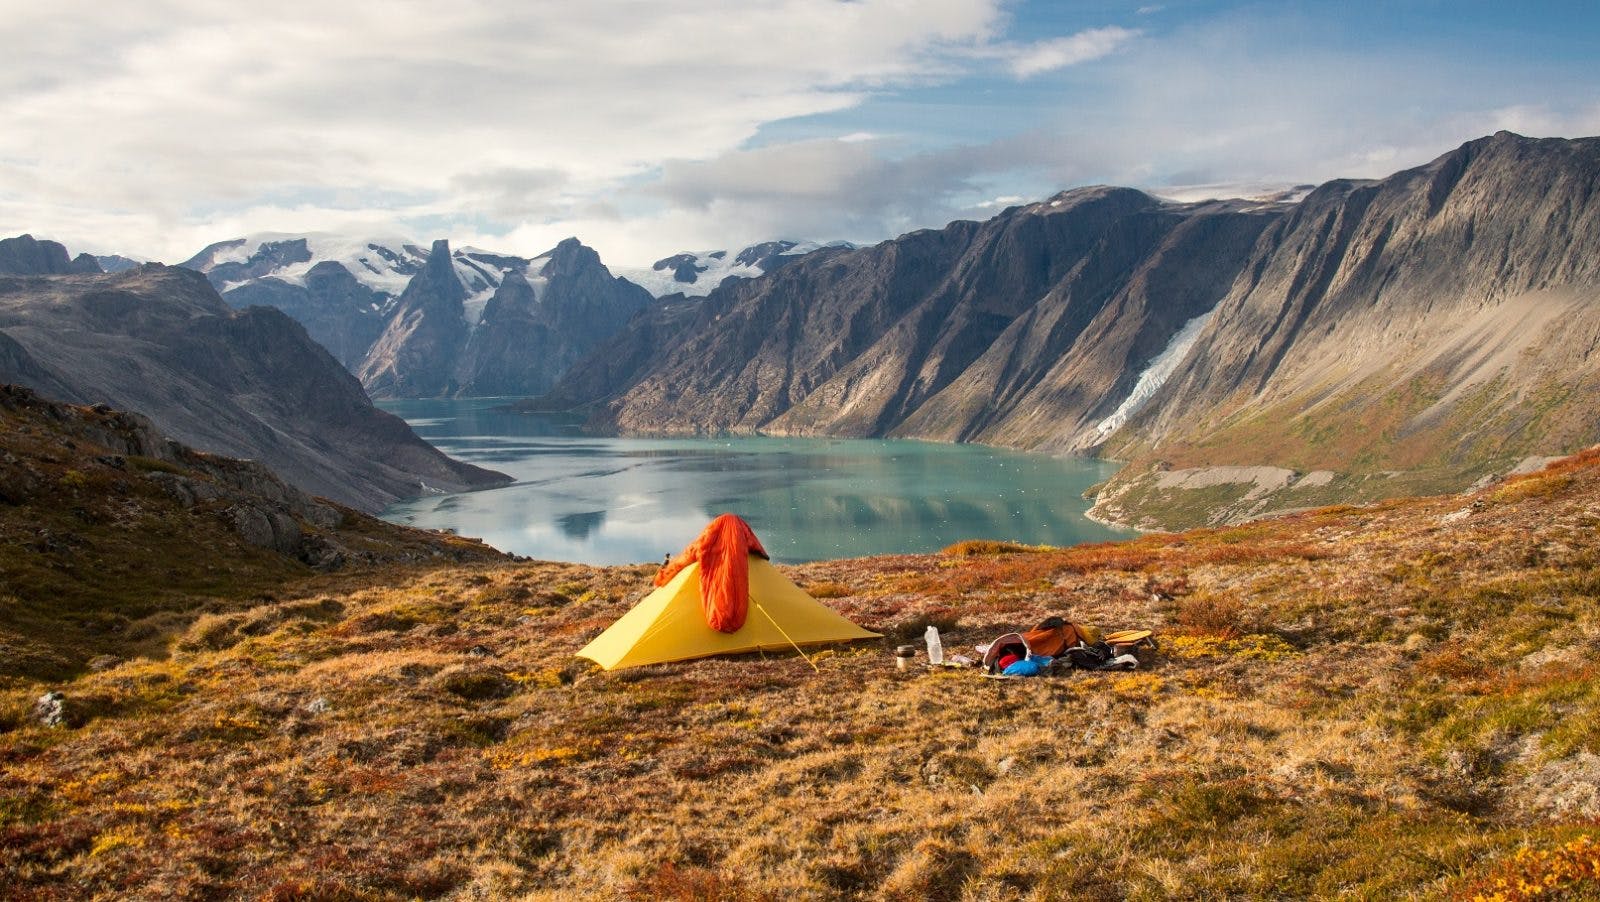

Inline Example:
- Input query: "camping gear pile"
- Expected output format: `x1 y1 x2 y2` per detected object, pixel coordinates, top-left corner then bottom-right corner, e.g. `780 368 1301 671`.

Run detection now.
973 617 1157 679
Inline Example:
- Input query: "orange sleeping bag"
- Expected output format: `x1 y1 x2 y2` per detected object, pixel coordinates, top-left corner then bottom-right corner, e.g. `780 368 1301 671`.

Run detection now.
655 513 770 633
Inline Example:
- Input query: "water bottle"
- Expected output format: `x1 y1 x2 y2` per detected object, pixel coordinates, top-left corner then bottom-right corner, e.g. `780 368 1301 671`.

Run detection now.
924 625 944 665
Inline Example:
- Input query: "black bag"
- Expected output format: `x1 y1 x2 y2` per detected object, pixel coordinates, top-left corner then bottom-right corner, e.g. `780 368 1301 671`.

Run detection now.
1062 642 1114 670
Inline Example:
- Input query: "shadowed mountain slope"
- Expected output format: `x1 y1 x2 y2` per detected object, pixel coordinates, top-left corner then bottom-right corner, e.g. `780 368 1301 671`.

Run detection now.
544 187 1284 443
0 264 509 511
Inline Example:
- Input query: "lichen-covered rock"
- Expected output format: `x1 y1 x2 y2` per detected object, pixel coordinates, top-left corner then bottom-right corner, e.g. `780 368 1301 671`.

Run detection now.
227 503 302 554
33 691 65 727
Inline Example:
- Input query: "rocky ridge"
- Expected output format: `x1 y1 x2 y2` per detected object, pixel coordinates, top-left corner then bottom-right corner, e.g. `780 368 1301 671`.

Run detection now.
0 234 102 277
0 262 509 511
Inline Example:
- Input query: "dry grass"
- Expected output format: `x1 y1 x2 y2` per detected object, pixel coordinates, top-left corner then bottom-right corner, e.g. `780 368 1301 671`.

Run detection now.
0 388 504 686
940 540 1047 556
3 457 1600 898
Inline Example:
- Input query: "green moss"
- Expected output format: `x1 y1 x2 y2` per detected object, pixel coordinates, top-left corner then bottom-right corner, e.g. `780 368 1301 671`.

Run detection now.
126 456 184 475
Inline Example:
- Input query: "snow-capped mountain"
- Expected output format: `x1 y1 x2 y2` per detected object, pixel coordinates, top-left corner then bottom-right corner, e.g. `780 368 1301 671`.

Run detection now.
181 233 550 326
180 233 649 398
617 240 855 298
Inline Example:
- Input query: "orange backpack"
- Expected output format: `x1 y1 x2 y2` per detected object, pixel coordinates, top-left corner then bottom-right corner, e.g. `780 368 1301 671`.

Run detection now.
1021 616 1090 657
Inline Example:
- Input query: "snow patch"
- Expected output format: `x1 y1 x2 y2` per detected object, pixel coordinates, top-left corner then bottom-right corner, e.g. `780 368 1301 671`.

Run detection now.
462 283 499 326
223 232 427 297
210 241 252 267
616 252 764 298
1095 309 1215 439
616 241 851 298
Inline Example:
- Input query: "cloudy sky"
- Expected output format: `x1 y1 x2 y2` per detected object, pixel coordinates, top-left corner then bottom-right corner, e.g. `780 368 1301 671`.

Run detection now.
3 0 1598 267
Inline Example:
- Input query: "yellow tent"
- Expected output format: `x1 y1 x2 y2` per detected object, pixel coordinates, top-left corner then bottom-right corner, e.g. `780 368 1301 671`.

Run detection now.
576 555 881 670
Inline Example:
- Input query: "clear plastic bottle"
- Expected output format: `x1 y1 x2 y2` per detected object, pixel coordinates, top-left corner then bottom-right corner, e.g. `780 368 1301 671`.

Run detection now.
924 625 944 665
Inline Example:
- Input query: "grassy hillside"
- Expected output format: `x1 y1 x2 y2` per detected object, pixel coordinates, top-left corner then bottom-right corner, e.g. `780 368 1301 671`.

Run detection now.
0 385 504 685
1089 366 1600 532
3 450 1600 898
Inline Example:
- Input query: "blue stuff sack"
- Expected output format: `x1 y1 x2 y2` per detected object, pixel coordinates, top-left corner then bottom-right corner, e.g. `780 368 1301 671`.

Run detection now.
1001 655 1053 677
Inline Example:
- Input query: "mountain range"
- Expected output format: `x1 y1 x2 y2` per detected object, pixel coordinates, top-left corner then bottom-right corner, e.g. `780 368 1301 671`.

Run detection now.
5 131 1595 528
183 234 656 396
533 132 1600 527
180 234 829 398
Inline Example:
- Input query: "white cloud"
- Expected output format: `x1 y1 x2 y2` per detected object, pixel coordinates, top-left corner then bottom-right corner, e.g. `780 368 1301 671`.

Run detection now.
0 0 1008 261
972 195 1029 210
1006 26 1140 79
3 2 1596 273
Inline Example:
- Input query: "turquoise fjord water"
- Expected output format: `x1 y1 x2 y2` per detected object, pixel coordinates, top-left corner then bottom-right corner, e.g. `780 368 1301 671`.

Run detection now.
378 398 1129 565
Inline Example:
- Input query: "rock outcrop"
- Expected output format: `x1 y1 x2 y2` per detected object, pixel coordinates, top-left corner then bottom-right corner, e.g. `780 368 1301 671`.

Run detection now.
0 234 102 275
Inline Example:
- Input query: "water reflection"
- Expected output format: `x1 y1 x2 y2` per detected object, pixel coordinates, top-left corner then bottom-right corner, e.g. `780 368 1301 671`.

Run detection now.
379 398 1129 564
556 510 606 540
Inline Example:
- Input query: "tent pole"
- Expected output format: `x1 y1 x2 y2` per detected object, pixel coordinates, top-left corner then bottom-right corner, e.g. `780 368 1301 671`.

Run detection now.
753 602 819 672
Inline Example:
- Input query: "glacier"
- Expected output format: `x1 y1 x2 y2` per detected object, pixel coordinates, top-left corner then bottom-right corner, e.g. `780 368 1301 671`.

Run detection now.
1094 308 1216 440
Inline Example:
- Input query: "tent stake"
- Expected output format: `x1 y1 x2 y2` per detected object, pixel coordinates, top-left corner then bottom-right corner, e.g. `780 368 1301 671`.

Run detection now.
754 602 819 672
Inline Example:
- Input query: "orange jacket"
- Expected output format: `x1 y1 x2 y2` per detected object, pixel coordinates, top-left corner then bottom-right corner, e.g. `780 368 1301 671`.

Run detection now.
655 514 770 633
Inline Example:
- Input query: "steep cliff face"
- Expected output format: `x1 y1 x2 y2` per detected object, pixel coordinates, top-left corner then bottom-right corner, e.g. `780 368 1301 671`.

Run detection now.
357 240 472 398
885 202 1279 450
1110 132 1600 473
452 271 555 397
549 187 1284 443
0 264 508 511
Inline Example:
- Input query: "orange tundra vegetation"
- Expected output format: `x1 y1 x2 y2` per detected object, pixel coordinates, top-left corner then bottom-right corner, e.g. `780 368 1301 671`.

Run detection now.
3 452 1600 899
